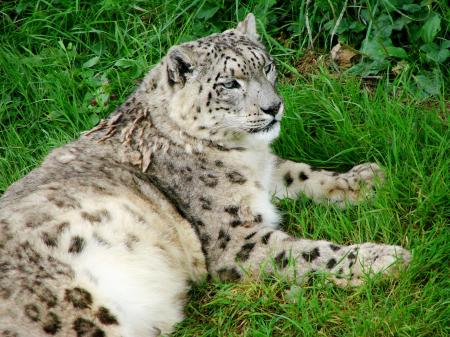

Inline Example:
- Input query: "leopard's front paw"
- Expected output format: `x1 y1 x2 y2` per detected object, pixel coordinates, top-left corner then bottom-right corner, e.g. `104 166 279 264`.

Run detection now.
330 162 384 206
347 162 384 190
334 243 411 286
356 243 411 274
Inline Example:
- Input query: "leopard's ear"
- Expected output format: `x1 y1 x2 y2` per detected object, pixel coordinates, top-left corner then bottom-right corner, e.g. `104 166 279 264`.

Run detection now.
166 45 195 87
236 13 259 42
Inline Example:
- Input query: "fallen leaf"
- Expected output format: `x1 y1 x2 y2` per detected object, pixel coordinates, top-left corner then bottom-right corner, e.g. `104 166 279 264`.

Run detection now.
331 43 359 68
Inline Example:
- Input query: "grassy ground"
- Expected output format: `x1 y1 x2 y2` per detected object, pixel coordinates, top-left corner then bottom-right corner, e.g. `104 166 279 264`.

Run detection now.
1 1 449 336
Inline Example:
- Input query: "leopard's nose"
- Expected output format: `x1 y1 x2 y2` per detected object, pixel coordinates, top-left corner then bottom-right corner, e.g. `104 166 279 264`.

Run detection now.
261 102 282 116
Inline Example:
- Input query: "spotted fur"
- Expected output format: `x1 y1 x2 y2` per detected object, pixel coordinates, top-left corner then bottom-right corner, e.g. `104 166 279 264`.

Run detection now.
0 14 410 337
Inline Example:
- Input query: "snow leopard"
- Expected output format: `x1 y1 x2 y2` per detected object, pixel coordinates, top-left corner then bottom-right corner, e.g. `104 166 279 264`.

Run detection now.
0 13 411 337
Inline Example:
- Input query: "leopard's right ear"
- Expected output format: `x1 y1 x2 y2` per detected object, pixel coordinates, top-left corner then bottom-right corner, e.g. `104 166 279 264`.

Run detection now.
166 46 195 87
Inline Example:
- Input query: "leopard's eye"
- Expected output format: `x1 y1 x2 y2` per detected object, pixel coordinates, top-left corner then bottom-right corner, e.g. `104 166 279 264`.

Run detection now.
222 80 241 89
264 63 273 75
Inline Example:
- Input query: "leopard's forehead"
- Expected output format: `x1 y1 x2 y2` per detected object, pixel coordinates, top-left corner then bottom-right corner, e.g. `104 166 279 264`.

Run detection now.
185 31 273 75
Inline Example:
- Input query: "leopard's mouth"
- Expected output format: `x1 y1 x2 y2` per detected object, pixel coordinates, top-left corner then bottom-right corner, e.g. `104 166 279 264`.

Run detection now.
248 119 278 134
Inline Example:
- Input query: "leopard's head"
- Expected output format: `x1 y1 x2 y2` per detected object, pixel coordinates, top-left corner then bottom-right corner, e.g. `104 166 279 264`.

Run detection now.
159 13 283 146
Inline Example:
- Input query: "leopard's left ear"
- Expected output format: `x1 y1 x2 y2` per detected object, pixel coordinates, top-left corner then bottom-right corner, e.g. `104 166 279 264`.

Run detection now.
236 13 259 42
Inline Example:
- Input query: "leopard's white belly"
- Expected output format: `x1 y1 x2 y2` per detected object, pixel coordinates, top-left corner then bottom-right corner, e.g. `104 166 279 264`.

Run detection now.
66 191 206 336
1 187 206 337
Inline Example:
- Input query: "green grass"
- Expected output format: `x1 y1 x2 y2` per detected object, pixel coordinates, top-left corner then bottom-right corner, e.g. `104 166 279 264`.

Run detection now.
1 1 449 336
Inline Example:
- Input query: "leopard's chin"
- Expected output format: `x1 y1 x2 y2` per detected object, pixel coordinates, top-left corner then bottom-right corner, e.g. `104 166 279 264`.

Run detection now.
249 120 281 143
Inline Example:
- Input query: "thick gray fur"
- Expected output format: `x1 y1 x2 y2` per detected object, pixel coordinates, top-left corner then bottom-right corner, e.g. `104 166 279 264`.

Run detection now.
0 14 410 337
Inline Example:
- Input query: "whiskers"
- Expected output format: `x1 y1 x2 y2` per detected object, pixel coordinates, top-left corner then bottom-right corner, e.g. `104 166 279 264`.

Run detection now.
219 114 275 134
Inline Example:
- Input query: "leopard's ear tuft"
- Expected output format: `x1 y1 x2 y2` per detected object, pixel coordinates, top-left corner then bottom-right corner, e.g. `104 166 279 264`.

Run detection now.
236 13 259 43
166 46 195 87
